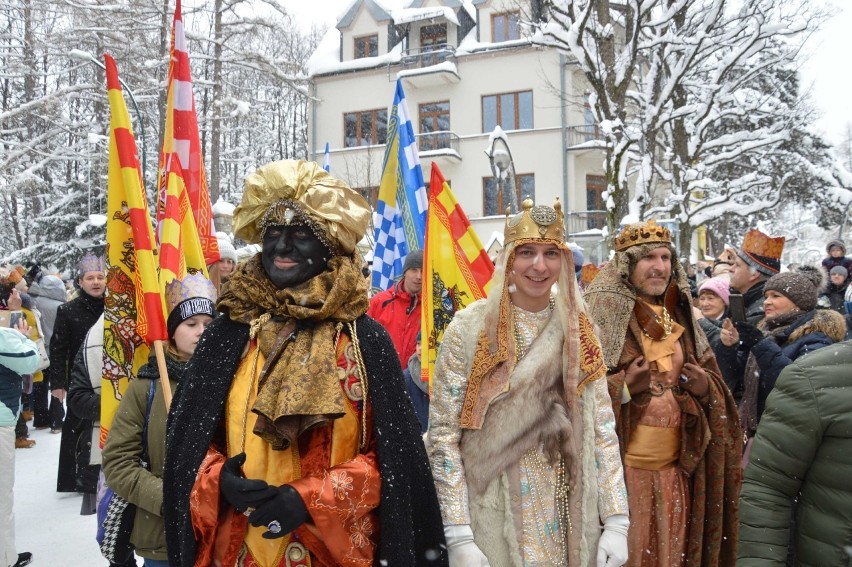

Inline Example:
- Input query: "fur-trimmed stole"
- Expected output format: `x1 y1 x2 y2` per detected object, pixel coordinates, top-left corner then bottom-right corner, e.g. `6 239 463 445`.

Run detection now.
460 312 569 496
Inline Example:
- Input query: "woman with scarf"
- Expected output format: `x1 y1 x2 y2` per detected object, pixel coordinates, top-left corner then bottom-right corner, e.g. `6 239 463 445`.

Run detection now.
719 265 847 442
427 198 629 567
100 274 217 567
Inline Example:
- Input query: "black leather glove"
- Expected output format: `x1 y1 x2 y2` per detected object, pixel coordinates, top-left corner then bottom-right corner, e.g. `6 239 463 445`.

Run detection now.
734 321 765 349
219 452 277 512
247 484 310 539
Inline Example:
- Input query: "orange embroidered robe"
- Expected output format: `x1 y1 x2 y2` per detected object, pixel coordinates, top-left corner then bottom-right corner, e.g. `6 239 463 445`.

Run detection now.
189 335 380 567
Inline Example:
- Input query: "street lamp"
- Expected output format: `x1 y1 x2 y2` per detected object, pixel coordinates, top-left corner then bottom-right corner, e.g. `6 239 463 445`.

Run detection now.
69 49 148 187
485 127 519 214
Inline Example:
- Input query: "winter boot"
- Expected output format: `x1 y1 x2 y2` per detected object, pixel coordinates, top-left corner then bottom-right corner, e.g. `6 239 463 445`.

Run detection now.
15 438 35 448
13 551 33 567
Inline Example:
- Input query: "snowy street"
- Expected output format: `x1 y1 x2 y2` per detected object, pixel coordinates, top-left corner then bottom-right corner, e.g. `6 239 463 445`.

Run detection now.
13 424 139 566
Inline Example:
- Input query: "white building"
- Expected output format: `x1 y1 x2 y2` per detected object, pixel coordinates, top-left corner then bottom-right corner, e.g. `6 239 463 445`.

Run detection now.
306 0 609 262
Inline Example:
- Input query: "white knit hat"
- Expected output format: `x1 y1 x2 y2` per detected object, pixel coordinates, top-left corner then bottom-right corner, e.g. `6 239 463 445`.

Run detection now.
216 233 237 262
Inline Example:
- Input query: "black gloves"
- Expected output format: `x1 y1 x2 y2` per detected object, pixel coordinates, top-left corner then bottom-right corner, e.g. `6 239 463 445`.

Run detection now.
219 452 277 512
247 485 310 539
734 321 765 349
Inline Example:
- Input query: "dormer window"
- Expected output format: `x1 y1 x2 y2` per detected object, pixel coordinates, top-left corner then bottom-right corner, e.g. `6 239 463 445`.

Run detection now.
492 12 520 42
355 34 378 59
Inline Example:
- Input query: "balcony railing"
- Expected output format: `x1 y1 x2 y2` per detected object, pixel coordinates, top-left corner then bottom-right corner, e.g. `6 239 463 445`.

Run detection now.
566 125 603 147
416 130 460 153
566 210 607 233
400 44 456 68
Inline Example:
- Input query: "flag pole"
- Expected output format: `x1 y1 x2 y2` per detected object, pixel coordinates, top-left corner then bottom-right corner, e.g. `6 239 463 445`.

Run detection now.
153 340 173 410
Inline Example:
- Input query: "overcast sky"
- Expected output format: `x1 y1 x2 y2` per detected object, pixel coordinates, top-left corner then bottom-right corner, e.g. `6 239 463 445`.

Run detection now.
283 0 852 145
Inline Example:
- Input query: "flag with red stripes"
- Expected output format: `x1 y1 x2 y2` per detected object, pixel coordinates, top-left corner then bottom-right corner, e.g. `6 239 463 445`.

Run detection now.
157 0 220 266
421 163 494 388
101 54 167 446
158 151 209 287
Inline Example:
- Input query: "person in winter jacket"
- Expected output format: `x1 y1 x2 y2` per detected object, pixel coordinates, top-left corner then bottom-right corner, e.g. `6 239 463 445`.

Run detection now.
367 249 422 366
163 160 446 567
27 274 66 430
819 265 848 314
820 239 852 284
738 341 852 565
102 274 216 567
66 314 105 515
0 320 41 567
402 332 428 434
45 253 105 492
718 265 847 444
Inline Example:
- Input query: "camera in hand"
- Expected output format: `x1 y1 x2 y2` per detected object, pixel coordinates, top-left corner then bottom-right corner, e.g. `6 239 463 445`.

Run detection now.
729 293 746 323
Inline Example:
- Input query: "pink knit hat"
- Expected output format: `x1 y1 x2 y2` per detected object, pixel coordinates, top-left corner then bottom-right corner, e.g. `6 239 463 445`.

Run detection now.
698 277 731 306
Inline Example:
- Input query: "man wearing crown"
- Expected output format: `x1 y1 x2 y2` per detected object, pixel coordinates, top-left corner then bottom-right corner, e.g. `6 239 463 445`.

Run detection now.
45 253 105 495
163 160 446 567
729 229 785 325
427 198 630 566
585 221 742 566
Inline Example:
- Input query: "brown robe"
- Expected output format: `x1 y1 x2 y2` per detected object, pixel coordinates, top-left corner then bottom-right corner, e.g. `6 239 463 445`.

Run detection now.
605 302 742 566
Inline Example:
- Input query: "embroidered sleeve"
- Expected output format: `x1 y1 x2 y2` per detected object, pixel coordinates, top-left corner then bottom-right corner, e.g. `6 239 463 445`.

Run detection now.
592 376 630 519
290 443 380 567
425 318 471 525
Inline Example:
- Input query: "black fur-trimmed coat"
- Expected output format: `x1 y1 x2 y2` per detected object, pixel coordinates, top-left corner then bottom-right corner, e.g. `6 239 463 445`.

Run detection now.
163 314 448 567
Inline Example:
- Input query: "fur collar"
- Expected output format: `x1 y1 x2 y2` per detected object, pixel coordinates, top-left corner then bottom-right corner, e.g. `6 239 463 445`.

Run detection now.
788 309 847 344
459 313 568 496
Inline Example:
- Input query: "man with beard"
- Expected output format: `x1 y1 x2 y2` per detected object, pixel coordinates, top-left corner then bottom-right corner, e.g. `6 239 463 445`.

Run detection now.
427 198 629 567
45 253 105 494
585 220 742 567
164 160 446 567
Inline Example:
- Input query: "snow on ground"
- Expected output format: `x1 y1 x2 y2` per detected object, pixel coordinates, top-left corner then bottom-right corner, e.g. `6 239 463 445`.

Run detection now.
13 422 142 566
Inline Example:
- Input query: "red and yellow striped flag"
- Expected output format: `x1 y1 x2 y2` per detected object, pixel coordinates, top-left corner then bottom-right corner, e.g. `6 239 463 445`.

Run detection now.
421 163 494 388
101 54 168 446
157 0 219 266
158 152 209 289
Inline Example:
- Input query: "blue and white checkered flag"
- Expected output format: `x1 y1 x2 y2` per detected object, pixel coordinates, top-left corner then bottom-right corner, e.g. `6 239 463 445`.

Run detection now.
371 79 427 293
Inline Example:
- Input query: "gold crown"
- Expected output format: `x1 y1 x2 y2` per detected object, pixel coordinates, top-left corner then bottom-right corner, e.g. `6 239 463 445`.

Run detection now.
504 197 565 245
614 220 672 252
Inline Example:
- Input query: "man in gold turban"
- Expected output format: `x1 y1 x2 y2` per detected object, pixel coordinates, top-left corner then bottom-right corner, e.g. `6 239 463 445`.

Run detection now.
164 160 447 567
584 220 742 566
427 198 630 566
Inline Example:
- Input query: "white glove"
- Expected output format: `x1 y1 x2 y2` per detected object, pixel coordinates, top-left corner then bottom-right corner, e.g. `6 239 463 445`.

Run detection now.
596 514 629 567
444 524 490 567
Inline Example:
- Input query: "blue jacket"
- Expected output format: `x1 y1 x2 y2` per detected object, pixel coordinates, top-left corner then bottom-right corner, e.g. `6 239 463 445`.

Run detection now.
0 326 40 426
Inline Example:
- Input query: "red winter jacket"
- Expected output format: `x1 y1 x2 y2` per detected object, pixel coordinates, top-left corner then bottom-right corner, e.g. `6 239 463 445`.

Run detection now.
367 281 420 367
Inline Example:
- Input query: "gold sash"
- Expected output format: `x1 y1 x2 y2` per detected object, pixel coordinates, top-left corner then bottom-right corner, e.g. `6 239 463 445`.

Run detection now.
624 424 680 470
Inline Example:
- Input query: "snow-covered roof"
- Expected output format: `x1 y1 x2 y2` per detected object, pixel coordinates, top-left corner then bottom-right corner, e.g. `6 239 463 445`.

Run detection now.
307 28 404 77
391 6 459 25
337 0 393 29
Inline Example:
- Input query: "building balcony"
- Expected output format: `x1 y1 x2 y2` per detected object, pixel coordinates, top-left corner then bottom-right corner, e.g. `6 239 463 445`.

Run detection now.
417 131 462 164
566 210 606 235
566 125 607 153
396 45 460 87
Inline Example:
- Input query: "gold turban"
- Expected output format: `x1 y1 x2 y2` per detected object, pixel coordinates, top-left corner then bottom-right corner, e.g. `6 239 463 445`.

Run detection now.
232 160 371 255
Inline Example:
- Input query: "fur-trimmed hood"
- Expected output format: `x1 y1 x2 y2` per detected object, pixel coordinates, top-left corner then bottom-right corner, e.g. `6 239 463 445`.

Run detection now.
787 308 847 344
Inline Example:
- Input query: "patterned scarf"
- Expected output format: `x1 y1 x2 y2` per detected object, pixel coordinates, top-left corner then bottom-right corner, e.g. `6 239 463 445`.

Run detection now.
217 253 369 449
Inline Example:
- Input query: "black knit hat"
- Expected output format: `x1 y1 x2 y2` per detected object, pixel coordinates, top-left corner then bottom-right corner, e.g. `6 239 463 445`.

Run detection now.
763 265 824 312
402 250 423 273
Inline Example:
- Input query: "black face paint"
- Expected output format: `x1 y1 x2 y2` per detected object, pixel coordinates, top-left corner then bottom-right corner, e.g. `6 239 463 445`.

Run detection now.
261 224 331 289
